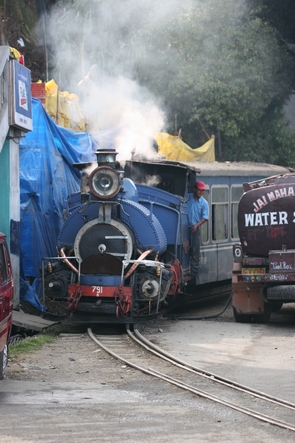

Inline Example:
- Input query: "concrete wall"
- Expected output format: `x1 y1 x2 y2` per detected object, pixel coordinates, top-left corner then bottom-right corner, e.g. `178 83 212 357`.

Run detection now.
0 47 9 150
0 131 20 309
0 47 21 309
0 138 10 237
9 128 21 309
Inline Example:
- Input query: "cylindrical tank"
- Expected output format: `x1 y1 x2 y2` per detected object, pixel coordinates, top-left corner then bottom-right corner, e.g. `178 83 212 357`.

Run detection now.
238 180 295 256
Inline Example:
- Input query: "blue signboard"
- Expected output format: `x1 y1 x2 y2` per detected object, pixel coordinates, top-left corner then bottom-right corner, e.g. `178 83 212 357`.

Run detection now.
9 60 33 131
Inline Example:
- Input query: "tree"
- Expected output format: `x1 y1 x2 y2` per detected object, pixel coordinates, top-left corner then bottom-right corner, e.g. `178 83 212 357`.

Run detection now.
5 0 295 166
247 0 295 45
247 0 295 110
134 0 295 163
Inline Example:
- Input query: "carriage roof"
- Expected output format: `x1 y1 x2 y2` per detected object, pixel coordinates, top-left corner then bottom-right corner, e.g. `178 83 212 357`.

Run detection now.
127 157 292 177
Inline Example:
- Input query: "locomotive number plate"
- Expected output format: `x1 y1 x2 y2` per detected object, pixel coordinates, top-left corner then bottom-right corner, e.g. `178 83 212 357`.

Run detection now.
92 286 103 296
69 284 132 298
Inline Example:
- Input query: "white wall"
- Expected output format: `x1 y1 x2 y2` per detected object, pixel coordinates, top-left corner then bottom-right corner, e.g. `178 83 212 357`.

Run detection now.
9 127 21 309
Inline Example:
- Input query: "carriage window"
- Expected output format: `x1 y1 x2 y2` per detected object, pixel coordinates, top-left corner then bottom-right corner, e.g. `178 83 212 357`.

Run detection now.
231 185 244 239
212 186 228 241
202 190 209 243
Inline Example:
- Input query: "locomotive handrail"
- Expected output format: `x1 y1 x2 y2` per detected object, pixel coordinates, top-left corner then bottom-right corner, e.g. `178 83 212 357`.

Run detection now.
122 259 166 268
123 249 154 280
41 254 166 308
121 257 165 310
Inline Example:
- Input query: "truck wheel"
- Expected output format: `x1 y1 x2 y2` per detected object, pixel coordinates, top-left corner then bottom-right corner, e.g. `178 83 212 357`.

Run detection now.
267 285 295 301
0 344 8 380
232 307 251 323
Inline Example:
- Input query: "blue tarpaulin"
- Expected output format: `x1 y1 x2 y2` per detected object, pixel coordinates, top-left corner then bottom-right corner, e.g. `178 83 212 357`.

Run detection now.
19 99 96 308
20 276 44 312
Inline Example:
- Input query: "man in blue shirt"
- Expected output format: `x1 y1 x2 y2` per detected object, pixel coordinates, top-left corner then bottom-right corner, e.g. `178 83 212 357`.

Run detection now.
187 180 209 280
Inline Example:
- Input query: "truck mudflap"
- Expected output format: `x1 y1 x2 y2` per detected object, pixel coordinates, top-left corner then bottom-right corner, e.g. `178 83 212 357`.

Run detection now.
232 281 272 323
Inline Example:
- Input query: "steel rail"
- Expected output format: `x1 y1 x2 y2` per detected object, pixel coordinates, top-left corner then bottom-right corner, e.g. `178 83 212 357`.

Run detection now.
87 327 295 433
131 326 295 411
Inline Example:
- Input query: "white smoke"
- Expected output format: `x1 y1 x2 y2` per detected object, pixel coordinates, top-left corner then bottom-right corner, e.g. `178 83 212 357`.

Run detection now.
42 0 252 161
79 75 165 160
44 0 184 160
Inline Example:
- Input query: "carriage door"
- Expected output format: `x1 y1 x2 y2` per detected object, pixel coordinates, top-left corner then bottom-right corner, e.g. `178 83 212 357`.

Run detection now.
212 186 229 281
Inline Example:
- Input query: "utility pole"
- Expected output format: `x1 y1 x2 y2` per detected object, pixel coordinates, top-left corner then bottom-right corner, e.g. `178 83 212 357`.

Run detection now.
0 1 7 45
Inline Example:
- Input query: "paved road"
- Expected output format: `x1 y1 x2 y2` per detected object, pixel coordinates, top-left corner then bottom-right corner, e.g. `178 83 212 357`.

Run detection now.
0 298 294 443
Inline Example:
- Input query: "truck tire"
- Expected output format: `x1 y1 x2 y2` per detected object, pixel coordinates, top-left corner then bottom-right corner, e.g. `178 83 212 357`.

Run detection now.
267 285 295 302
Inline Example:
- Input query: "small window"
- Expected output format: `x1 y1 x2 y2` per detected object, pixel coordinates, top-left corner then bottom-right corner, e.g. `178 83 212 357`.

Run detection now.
231 185 244 239
212 186 228 241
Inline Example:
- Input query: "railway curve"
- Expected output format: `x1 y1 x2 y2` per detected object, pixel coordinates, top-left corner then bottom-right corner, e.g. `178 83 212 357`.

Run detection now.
88 326 295 433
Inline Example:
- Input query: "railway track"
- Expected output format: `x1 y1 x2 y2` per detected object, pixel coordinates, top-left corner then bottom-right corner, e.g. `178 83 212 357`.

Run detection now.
88 325 295 433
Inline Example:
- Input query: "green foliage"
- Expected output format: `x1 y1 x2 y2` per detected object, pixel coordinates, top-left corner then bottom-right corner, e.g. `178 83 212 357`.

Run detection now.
248 0 295 44
35 1 295 165
134 0 294 163
2 0 38 48
9 334 56 358
223 113 295 166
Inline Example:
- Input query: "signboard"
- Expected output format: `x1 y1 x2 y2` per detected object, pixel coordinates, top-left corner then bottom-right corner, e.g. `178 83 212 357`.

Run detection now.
238 183 295 256
9 60 33 131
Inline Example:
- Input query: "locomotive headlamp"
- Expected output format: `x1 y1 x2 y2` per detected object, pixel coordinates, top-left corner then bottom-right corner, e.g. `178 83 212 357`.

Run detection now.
89 166 121 199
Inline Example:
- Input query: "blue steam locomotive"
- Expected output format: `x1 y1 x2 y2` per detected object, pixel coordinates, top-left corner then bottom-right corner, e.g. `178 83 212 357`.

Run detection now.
42 149 188 323
41 149 290 323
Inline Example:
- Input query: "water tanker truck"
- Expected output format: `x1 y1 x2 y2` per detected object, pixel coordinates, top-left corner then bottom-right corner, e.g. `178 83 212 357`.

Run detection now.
232 171 295 322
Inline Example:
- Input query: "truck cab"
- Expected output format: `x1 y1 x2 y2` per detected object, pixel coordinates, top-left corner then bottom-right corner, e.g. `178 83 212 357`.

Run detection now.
0 233 14 378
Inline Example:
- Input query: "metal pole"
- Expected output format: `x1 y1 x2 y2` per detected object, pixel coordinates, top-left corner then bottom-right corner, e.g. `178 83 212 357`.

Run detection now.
42 15 48 82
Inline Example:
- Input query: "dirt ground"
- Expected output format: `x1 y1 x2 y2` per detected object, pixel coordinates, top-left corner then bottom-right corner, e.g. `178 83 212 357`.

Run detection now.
1 297 295 443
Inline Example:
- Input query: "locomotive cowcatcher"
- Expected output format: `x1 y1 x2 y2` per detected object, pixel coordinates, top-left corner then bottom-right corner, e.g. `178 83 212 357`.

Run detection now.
232 172 295 323
41 149 192 323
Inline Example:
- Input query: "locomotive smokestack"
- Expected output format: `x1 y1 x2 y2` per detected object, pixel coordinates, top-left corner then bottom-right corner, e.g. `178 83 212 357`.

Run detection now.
95 149 118 167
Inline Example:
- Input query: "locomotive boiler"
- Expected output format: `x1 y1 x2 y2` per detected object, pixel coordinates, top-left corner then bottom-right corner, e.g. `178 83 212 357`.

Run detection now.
41 149 185 323
232 171 295 323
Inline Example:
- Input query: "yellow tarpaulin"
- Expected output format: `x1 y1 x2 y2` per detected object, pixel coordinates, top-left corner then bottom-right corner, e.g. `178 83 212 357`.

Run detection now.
10 47 21 60
44 79 86 131
32 79 216 157
156 133 215 162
